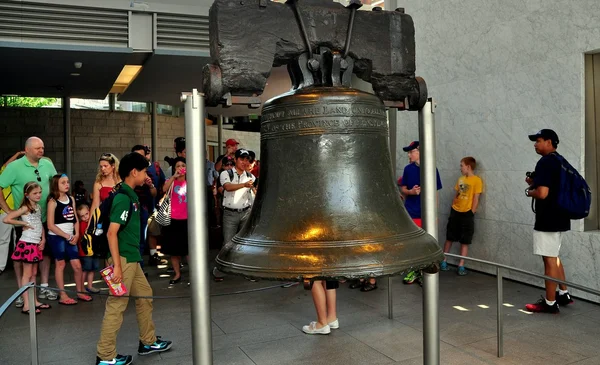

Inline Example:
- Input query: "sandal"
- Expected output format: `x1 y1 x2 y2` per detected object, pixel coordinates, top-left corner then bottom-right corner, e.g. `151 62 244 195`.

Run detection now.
35 303 52 310
86 287 101 294
58 298 78 306
360 282 378 292
77 294 93 302
22 309 42 315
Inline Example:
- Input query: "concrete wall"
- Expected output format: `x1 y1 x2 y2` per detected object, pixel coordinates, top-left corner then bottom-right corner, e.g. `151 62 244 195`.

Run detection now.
395 0 600 301
0 108 259 189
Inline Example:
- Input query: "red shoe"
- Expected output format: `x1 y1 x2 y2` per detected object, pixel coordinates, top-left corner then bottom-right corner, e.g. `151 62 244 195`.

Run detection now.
525 297 559 314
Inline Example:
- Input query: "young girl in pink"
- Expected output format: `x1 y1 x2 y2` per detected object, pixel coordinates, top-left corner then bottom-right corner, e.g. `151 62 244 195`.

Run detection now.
4 182 51 314
162 157 188 285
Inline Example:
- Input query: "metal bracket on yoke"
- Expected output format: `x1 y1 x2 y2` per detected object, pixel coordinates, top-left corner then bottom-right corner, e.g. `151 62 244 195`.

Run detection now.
222 92 262 108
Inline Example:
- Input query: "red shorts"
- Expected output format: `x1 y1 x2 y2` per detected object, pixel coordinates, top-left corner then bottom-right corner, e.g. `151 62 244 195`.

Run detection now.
412 218 422 228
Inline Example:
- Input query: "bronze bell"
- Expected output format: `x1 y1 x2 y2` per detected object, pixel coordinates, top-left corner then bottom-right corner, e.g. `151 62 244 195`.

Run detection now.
216 86 443 281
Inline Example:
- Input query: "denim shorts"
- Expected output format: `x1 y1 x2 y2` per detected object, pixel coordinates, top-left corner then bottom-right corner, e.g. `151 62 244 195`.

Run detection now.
80 256 100 272
47 235 80 261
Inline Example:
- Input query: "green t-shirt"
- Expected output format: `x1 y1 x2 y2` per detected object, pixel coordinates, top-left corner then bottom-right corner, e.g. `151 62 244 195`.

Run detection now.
0 157 57 222
109 184 142 263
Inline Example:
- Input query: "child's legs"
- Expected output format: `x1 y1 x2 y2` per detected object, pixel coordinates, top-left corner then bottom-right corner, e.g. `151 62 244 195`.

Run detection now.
129 262 157 345
70 259 84 292
459 244 469 267
86 271 95 288
310 280 328 327
54 259 68 299
21 263 34 309
14 261 23 288
443 240 453 257
65 244 83 291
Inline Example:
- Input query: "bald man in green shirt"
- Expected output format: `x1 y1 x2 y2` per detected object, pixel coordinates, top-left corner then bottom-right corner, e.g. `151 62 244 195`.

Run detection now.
0 136 58 301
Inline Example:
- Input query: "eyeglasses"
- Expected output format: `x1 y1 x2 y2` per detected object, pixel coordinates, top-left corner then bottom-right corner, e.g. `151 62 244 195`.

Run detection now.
34 169 41 182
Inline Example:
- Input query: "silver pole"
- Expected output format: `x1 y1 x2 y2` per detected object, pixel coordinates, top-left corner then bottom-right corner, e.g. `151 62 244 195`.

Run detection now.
387 277 393 319
387 107 398 320
418 98 437 240
182 89 213 365
423 268 440 365
419 98 440 365
497 267 504 358
218 115 224 155
28 283 39 365
63 97 72 178
151 102 158 164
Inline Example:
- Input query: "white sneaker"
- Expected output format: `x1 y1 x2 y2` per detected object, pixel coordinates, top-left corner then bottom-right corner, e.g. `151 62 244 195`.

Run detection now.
302 321 331 335
15 296 24 308
328 319 339 329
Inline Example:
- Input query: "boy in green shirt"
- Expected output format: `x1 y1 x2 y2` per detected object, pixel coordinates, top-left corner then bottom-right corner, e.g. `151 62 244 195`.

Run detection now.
96 152 173 365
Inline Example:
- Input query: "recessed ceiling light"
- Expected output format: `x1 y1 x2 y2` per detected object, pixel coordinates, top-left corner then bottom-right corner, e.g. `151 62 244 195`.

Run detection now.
70 73 80 76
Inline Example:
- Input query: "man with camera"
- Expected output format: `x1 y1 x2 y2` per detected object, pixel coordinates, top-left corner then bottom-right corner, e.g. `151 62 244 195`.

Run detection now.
524 129 573 313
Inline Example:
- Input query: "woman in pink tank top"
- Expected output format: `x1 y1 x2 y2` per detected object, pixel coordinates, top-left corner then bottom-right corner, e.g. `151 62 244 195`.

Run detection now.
162 157 188 285
90 153 121 212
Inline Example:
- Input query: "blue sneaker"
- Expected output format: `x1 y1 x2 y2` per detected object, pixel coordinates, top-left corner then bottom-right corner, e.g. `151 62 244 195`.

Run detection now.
457 266 467 276
95 354 133 365
440 261 449 271
138 337 173 355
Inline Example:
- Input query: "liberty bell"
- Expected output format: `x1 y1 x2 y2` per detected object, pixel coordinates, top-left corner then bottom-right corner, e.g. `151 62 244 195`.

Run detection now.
209 0 443 281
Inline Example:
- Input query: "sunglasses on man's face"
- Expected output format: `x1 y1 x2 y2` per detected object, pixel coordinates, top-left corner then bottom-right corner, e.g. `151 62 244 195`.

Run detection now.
34 169 41 182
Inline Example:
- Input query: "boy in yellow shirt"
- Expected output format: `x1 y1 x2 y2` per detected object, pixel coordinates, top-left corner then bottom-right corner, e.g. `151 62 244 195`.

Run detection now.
440 157 483 275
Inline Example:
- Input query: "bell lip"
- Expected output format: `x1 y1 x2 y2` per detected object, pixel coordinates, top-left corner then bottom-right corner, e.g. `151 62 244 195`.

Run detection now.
215 249 444 282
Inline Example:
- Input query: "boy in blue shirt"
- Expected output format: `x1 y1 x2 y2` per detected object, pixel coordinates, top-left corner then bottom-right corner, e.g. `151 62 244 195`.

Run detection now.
400 141 443 284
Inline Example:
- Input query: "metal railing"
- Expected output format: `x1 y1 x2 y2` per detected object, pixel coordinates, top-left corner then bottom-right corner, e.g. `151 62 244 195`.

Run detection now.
442 253 600 358
0 282 39 365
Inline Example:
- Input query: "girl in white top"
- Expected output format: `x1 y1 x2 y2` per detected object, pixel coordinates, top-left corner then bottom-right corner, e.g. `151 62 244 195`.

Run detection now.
47 174 91 305
4 181 50 314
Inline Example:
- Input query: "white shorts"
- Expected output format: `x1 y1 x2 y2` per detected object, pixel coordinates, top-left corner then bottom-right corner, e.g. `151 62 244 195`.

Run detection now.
533 230 562 257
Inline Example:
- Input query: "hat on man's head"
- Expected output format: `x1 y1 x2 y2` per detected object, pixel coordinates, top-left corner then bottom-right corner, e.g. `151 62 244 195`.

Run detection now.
235 149 250 158
528 129 559 145
402 141 419 152
226 138 240 147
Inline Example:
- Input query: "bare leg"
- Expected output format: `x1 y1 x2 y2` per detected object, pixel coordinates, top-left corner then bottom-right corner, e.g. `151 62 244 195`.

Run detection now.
556 257 567 291
442 240 452 259
70 259 84 296
310 280 328 328
86 271 95 289
55 260 71 301
459 244 469 267
14 261 23 288
149 235 158 250
171 256 181 280
21 263 33 311
543 256 560 301
40 255 51 285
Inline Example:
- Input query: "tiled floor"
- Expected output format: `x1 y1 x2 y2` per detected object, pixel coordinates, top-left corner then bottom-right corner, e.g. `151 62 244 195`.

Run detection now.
1 256 599 365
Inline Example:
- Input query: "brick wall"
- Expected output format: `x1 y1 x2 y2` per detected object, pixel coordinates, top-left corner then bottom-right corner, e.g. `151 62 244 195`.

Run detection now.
0 108 260 189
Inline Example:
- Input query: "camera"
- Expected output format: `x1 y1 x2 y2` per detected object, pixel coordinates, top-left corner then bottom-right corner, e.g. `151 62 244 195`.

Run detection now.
526 171 535 179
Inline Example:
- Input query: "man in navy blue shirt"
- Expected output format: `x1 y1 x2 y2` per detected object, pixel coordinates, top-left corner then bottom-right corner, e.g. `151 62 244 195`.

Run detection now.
400 141 443 284
524 129 572 313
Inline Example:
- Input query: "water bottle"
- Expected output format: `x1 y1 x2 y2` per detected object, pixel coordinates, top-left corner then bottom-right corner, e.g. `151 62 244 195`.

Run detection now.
95 223 103 236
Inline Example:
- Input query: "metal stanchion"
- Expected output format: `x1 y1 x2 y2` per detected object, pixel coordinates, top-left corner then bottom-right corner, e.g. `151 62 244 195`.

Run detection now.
497 267 504 358
419 98 440 365
423 268 439 365
388 276 393 319
182 89 213 365
28 283 39 365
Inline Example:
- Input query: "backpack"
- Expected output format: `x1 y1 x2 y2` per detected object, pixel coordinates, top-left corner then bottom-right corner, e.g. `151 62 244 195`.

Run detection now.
553 153 591 220
81 183 133 257
227 169 253 182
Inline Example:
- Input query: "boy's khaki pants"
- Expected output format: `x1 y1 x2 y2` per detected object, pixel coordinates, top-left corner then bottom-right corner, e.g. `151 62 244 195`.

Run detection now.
97 257 157 360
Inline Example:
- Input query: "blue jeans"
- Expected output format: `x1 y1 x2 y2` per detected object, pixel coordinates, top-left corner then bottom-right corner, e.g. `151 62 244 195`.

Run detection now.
48 235 79 261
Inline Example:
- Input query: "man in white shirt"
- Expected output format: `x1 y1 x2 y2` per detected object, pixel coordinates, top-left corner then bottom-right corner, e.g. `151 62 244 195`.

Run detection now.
212 149 255 281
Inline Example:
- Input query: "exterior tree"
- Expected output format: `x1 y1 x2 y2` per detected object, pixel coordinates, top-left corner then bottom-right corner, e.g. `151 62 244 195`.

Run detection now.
2 96 58 108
